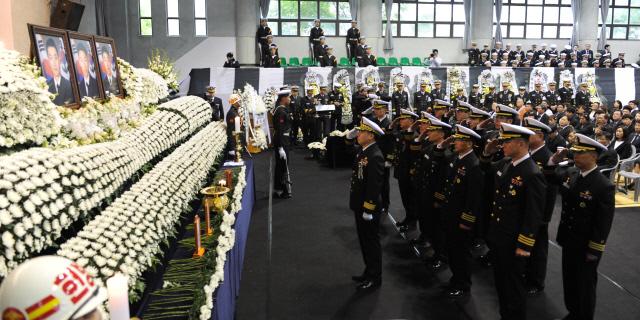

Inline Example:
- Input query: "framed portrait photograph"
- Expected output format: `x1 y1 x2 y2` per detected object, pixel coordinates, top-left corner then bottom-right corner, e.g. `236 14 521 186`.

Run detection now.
28 24 80 107
94 36 123 97
68 32 103 100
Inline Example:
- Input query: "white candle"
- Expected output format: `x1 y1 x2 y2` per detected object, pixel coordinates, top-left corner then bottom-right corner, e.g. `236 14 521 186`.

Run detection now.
106 273 130 320
234 116 240 133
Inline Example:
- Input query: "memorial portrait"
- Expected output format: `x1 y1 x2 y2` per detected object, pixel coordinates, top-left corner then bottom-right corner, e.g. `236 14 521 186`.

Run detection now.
28 25 79 107
69 32 102 100
94 36 123 97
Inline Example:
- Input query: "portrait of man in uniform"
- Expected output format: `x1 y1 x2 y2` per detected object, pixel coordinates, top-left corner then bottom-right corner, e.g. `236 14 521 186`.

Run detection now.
95 38 122 96
69 34 101 99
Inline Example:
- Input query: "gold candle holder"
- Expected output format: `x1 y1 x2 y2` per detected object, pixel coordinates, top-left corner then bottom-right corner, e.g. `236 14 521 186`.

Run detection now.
234 132 243 162
200 185 231 236
193 215 205 258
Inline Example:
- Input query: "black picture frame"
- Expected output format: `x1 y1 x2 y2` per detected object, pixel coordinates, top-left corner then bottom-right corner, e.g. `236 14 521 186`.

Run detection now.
94 36 124 98
28 24 80 108
68 31 105 101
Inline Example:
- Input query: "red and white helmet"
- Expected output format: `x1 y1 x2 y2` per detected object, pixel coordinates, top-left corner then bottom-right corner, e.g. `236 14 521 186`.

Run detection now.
0 256 107 320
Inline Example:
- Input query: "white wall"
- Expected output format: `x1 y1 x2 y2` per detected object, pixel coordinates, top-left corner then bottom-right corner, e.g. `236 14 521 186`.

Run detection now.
174 37 237 93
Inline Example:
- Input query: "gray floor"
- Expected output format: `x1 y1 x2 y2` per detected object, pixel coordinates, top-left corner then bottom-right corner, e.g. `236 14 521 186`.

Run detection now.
236 149 640 320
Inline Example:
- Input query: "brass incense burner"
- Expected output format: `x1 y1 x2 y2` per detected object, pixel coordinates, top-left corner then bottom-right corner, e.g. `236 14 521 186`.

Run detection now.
200 186 230 236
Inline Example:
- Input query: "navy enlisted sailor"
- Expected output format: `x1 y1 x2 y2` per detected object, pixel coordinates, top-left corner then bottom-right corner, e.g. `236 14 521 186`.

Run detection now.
272 88 294 199
349 117 386 291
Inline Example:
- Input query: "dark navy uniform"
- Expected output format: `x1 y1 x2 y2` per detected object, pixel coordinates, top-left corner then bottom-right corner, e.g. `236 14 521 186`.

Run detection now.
309 26 324 62
350 141 385 283
468 47 481 66
497 89 515 106
528 90 545 106
206 95 224 121
468 91 481 108
483 90 495 110
430 87 445 102
301 95 317 144
558 86 574 106
272 104 292 195
263 54 281 68
394 128 421 229
413 90 431 113
391 90 409 117
225 105 243 155
575 89 591 108
289 93 303 145
545 89 561 106
346 27 360 60
371 115 393 212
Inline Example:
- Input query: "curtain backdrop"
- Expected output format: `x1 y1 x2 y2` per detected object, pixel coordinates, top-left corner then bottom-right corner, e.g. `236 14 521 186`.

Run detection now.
463 0 473 49
349 0 359 22
384 0 394 50
493 0 503 46
259 0 271 19
570 0 581 47
95 0 108 36
598 0 610 50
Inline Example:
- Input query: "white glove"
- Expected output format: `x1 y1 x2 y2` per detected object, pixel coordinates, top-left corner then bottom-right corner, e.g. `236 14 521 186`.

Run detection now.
362 213 374 221
278 147 286 160
228 150 235 156
346 128 358 139
384 161 392 168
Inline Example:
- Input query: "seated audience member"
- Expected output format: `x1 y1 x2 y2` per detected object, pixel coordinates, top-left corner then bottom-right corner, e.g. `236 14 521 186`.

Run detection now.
224 52 240 68
567 129 578 147
611 126 633 159
558 115 574 140
575 114 594 136
628 121 640 149
596 132 619 174
547 124 568 152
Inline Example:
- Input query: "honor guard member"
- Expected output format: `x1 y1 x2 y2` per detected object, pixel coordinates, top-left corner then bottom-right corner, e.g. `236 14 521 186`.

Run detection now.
273 89 293 199
497 81 515 106
289 86 303 145
514 86 528 103
314 36 328 63
433 99 453 123
309 19 324 63
301 88 318 144
392 79 410 117
481 123 546 320
439 125 484 297
329 83 344 131
559 79 574 106
256 19 272 65
414 81 432 113
263 44 281 68
452 87 468 111
483 84 496 111
522 118 557 295
468 84 482 108
528 83 545 106
575 82 591 110
431 80 445 101
370 100 393 213
226 94 244 158
545 81 560 107
205 85 224 121
0 256 108 320
455 100 472 125
548 134 614 320
468 42 481 66
261 35 274 60
346 21 360 61
322 46 338 67
350 117 386 291
393 109 420 232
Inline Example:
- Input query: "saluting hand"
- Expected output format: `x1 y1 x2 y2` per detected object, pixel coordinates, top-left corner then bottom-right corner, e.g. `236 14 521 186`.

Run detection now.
477 118 494 130
550 148 569 164
483 139 500 156
438 136 455 149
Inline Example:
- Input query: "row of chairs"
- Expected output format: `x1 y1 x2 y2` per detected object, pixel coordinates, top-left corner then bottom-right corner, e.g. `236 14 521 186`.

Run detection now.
601 144 640 202
279 57 429 67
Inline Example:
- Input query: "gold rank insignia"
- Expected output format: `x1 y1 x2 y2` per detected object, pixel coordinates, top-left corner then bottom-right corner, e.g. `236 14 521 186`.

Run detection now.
580 202 586 208
511 176 523 187
510 189 517 196
579 191 592 200
456 178 461 184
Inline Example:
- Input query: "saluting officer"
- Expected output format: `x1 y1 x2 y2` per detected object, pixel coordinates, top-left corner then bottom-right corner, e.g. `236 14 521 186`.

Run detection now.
272 88 293 199
393 109 420 232
349 117 386 291
433 99 453 124
548 134 615 320
439 125 484 298
481 123 546 320
413 81 432 113
346 20 360 61
205 85 224 121
558 79 574 106
454 100 472 125
522 118 558 295
391 79 410 117
497 81 515 106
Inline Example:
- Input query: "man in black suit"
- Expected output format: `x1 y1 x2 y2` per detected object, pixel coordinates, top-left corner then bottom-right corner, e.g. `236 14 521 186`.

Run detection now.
75 43 99 99
350 117 385 291
205 85 224 121
523 118 558 295
629 122 640 149
346 20 360 61
45 38 74 105
314 36 328 64
99 47 120 96
439 125 484 297
548 134 615 320
596 132 619 173
481 123 546 320
223 52 240 68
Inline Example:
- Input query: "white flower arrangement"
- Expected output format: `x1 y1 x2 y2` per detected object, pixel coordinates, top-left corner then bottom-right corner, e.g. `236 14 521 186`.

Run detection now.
198 165 247 320
0 96 212 277
329 130 350 137
0 48 62 148
57 121 227 296
118 58 169 107
307 137 327 151
251 128 268 150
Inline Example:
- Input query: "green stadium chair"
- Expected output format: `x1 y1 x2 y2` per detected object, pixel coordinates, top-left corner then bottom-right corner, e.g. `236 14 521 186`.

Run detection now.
288 57 300 67
376 57 387 66
339 57 350 67
423 58 431 67
400 57 411 66
411 57 422 66
280 57 287 67
351 57 358 66
302 57 313 66
388 57 399 66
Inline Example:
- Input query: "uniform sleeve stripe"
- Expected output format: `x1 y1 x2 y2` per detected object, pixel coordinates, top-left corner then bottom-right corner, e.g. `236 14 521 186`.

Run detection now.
517 234 535 246
434 192 445 200
461 213 476 222
363 201 376 210
588 241 606 251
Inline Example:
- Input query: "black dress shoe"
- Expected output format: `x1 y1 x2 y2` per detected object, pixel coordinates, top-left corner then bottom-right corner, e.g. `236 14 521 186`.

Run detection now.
445 288 469 298
527 286 544 295
356 279 381 291
351 275 366 282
